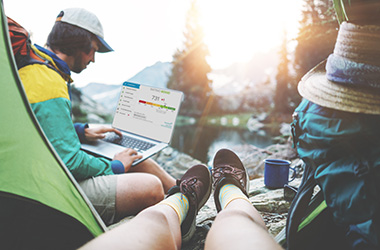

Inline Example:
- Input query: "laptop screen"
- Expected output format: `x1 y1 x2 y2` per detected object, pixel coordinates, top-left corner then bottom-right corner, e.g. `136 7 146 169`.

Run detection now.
112 82 183 143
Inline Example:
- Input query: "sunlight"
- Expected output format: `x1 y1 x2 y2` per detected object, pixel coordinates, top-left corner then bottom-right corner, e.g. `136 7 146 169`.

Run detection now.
198 0 303 69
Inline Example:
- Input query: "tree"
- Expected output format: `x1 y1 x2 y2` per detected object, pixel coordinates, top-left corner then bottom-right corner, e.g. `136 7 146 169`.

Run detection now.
274 31 292 114
167 0 212 116
293 0 338 82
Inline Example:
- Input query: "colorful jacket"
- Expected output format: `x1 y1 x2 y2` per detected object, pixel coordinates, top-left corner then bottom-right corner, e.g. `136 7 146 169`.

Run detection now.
19 44 124 180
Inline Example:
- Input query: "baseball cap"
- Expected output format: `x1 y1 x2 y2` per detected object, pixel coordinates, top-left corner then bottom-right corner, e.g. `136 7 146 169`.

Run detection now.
56 8 113 53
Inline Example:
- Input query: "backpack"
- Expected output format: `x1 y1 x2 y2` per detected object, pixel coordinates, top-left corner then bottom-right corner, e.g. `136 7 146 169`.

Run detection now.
7 16 72 84
282 163 349 250
276 116 351 250
7 16 46 69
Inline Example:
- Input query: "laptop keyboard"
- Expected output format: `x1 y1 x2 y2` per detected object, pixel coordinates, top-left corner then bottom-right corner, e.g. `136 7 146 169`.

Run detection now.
103 133 155 152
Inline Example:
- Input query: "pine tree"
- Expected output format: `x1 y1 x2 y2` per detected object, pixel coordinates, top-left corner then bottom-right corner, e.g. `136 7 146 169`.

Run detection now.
167 0 212 116
274 31 291 114
293 0 338 82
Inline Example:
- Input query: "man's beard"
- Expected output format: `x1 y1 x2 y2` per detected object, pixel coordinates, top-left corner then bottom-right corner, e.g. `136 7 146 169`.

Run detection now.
71 52 88 73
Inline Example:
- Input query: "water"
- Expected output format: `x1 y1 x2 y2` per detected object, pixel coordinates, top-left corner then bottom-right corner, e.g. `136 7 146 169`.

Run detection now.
170 125 274 165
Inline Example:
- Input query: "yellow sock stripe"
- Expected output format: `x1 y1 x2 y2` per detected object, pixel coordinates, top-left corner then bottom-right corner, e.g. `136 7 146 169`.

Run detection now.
159 192 189 224
219 184 250 210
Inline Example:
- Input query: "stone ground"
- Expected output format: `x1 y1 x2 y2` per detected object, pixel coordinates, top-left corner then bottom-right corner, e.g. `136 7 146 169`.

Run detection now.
111 141 301 249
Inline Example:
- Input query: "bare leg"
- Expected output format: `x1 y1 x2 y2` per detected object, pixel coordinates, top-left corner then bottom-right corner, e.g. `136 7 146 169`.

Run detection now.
82 164 212 249
130 158 176 193
205 199 283 250
80 204 182 250
115 173 165 219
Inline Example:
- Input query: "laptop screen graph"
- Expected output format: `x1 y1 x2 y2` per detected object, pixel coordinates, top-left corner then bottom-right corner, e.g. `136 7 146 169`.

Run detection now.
112 82 183 143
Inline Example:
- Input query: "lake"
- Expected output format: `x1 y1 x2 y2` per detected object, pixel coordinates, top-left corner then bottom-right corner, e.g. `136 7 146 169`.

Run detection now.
170 125 274 165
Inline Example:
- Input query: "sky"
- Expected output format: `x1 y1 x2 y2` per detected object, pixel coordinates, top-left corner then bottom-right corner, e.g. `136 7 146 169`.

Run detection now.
4 0 303 87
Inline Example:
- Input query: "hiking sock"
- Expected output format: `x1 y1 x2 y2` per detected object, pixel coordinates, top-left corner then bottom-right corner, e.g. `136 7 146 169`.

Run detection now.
159 192 189 224
219 183 250 210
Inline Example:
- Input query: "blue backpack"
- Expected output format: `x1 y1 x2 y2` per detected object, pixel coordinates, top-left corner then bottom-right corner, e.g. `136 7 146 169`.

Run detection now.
283 163 349 250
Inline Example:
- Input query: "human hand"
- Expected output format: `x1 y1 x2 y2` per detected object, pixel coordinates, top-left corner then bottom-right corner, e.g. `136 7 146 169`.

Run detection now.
113 148 142 172
84 126 122 141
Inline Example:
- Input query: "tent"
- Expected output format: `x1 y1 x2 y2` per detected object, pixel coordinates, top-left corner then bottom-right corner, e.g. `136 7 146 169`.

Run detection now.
0 1 107 249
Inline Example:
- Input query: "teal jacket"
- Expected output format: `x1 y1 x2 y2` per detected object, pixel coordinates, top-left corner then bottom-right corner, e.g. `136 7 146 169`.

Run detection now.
19 44 124 180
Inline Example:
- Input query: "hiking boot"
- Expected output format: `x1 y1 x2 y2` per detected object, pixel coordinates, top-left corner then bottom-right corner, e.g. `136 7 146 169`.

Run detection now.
212 148 250 212
167 164 212 243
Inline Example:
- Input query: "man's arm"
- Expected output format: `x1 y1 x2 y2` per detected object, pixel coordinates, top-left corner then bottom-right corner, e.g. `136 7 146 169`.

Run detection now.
74 123 122 142
31 98 115 180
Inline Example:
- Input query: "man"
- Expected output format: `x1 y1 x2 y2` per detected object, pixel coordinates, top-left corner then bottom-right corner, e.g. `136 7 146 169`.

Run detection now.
18 8 175 225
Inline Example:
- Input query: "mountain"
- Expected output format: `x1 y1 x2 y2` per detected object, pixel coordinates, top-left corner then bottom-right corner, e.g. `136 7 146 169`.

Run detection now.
128 61 172 89
79 50 280 114
79 61 172 112
79 83 120 113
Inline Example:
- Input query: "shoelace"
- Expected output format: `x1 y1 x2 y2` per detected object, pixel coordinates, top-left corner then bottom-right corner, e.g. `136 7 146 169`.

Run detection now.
212 165 245 187
179 177 198 204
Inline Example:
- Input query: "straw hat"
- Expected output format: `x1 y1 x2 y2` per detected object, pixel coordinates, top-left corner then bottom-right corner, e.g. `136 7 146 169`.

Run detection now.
298 22 380 115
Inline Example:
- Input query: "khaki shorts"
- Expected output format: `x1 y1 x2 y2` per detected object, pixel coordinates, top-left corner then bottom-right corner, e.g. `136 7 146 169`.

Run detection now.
78 175 117 226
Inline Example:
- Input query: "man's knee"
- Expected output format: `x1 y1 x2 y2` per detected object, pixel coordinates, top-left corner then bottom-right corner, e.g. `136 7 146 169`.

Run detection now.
144 174 165 204
115 173 165 217
118 173 164 204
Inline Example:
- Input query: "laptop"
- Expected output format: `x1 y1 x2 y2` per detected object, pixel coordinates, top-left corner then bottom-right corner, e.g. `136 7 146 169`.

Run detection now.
81 81 183 166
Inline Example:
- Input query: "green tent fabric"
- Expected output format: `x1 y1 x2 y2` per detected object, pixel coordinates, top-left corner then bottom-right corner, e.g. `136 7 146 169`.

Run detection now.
0 1 106 249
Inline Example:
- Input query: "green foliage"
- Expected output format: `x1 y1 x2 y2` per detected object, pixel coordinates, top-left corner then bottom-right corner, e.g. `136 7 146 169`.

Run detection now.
333 0 380 24
271 0 340 115
70 85 82 102
204 113 254 129
167 0 213 117
71 105 87 123
333 0 350 23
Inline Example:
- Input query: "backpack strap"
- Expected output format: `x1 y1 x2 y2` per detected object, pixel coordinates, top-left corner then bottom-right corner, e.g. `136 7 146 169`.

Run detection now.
285 162 318 249
297 191 327 231
285 161 350 250
275 181 326 247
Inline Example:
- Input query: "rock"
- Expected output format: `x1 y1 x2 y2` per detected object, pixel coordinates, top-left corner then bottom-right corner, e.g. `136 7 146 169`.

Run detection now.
152 148 202 179
227 140 297 179
267 218 287 236
280 122 291 137
113 144 301 249
247 116 265 132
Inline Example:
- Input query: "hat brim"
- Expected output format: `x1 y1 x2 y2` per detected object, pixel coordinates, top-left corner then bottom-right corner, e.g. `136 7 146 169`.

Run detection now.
298 60 380 115
96 35 113 53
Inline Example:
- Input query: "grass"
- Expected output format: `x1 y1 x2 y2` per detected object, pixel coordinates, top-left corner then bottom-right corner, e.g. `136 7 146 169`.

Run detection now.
203 113 254 129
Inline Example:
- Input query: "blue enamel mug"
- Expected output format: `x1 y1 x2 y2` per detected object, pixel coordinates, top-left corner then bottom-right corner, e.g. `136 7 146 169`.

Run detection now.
264 159 296 189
